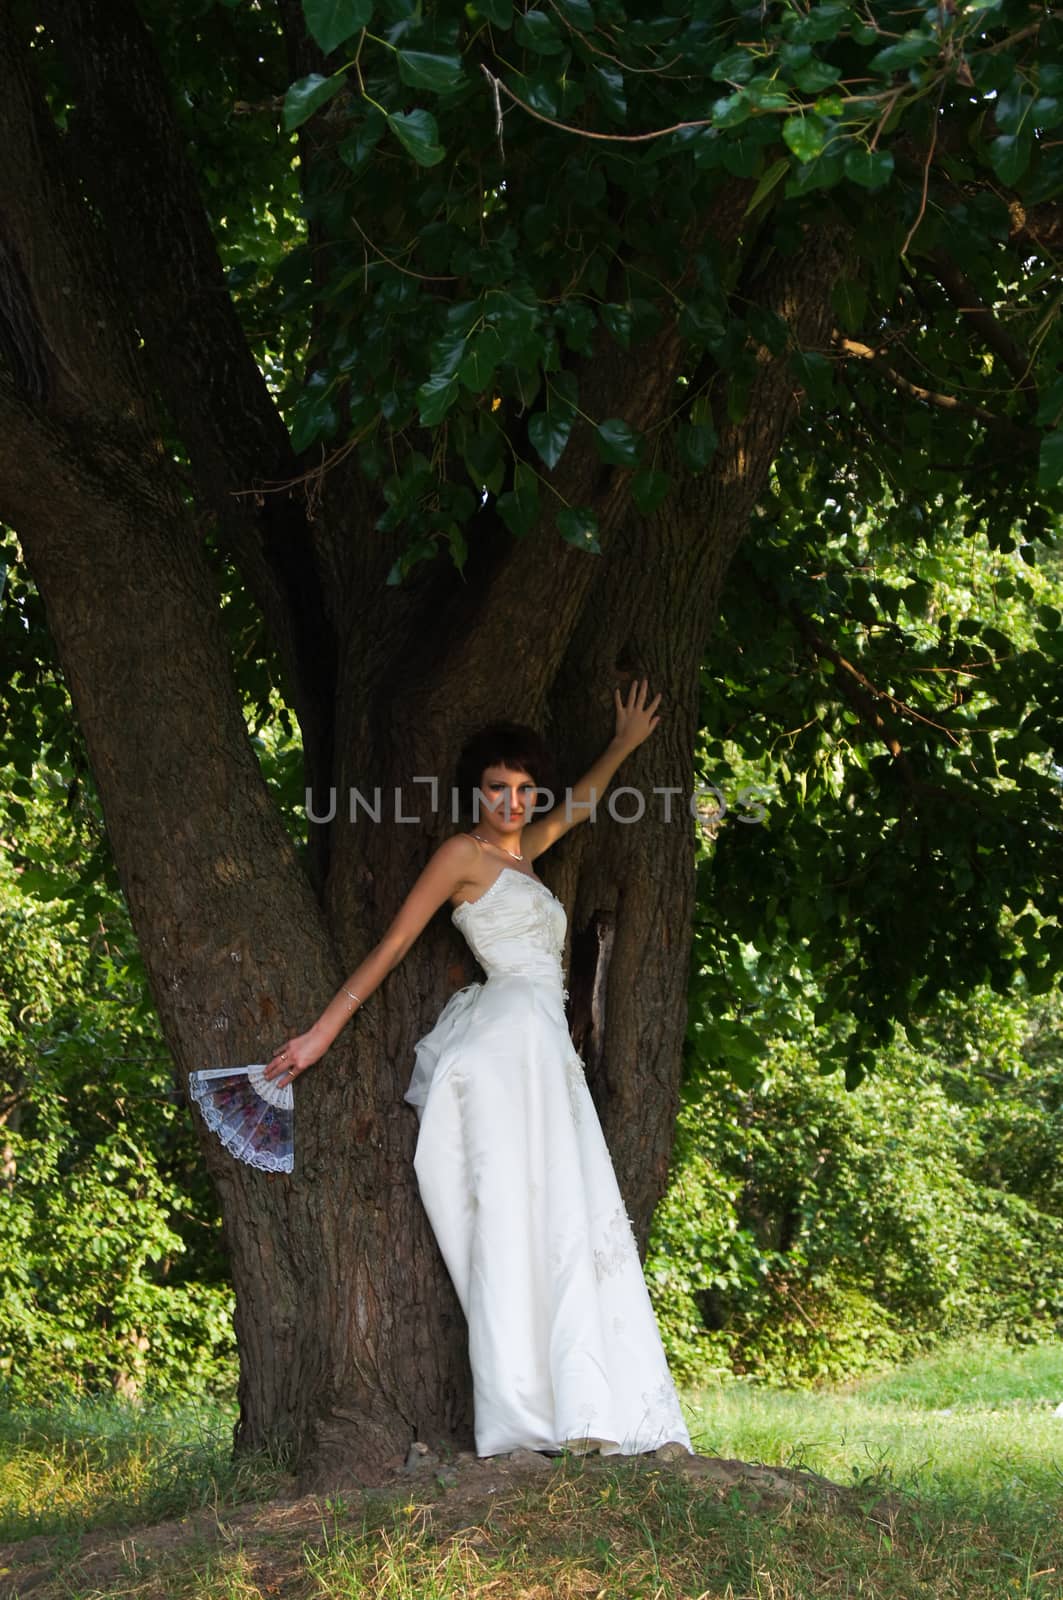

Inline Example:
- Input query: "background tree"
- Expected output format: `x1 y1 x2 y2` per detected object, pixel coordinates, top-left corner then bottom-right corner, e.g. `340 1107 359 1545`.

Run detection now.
0 0 1060 1479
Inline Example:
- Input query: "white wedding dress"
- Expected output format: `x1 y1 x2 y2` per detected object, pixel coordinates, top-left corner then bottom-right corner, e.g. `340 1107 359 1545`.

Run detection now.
405 865 692 1458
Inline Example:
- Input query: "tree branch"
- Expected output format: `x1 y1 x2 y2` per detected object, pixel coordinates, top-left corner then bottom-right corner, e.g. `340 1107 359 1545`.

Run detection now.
929 250 1038 408
836 337 1036 448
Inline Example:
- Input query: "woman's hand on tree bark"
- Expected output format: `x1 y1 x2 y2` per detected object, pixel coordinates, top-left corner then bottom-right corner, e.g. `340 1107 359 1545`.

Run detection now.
265 1028 325 1086
613 677 662 752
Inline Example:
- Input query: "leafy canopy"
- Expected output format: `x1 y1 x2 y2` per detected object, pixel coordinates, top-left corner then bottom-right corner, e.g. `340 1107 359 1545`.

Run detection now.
212 0 1063 574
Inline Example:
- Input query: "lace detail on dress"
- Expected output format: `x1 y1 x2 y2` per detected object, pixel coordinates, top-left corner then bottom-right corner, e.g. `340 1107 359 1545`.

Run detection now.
564 1050 586 1125
453 868 553 921
640 1376 690 1442
593 1204 640 1282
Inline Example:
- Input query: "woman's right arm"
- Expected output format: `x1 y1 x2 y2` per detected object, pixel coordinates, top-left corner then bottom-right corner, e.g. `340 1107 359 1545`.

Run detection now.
265 833 479 1084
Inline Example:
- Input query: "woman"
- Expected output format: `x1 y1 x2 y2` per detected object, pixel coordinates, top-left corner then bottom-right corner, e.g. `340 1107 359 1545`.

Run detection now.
266 679 691 1458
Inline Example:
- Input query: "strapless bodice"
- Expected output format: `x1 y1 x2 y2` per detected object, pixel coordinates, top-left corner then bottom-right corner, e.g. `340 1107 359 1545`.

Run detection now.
452 868 566 989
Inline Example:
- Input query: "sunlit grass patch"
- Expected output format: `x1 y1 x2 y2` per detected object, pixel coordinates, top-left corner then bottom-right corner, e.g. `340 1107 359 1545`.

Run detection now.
0 1393 279 1542
685 1335 1063 1519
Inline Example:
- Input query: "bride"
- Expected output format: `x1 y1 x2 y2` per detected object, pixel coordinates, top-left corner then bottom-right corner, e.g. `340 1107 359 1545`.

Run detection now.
267 680 692 1458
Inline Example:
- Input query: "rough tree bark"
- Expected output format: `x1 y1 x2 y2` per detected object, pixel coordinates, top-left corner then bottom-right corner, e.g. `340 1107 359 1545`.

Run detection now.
0 2 844 1480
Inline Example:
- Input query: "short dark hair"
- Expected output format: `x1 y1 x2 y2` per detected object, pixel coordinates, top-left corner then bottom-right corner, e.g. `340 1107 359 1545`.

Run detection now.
454 722 559 819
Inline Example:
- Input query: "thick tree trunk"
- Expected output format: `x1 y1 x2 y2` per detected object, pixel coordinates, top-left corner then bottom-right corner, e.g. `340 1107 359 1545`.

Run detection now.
0 2 845 1482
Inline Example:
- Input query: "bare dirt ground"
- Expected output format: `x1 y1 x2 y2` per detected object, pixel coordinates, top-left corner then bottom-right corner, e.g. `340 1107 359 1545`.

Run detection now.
0 1446 850 1599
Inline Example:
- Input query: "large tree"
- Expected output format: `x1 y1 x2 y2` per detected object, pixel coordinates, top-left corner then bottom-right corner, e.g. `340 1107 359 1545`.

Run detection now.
1 0 1060 1479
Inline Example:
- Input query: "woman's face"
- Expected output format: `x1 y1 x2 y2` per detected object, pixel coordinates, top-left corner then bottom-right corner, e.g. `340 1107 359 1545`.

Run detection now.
477 763 537 831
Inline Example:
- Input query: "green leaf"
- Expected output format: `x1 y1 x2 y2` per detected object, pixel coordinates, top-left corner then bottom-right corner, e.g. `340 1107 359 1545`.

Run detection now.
497 465 541 537
711 48 757 83
596 418 644 467
474 0 512 22
787 2 851 44
396 51 465 92
283 72 346 131
868 33 937 75
631 469 672 515
972 50 1015 93
590 63 626 121
782 114 827 162
555 300 597 353
1038 429 1063 489
785 149 844 195
745 157 790 214
554 0 595 27
528 374 578 469
446 522 468 576
994 87 1034 136
514 9 565 52
602 303 633 347
722 128 777 177
460 418 505 495
679 422 718 472
843 146 895 188
832 277 867 331
792 58 841 93
557 506 601 552
417 326 467 423
988 133 1032 186
712 91 752 129
301 0 372 54
288 372 339 452
458 327 504 391
387 108 446 166
1032 96 1063 129
485 289 540 344
416 374 460 426
338 107 385 169
745 80 790 113
791 349 835 405
386 538 437 586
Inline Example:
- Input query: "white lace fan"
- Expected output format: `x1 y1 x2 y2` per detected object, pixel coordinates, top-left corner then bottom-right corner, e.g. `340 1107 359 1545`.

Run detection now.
188 1065 294 1174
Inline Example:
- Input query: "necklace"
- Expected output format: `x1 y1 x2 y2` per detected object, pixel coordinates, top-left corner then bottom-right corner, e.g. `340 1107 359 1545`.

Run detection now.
471 831 524 861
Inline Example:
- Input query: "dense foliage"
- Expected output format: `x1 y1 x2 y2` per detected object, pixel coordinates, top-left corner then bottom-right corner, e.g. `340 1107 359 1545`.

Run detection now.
0 864 237 1403
0 564 236 1399
648 524 1063 1381
697 519 1063 1086
650 984 1063 1385
230 0 1063 559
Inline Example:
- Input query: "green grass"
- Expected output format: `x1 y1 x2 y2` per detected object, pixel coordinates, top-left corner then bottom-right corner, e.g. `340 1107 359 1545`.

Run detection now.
2 1338 1062 1599
0 1394 278 1543
686 1335 1063 1515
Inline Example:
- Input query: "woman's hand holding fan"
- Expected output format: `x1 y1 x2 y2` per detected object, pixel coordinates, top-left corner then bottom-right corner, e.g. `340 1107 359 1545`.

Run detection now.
264 1028 325 1088
188 1025 329 1173
188 1065 295 1173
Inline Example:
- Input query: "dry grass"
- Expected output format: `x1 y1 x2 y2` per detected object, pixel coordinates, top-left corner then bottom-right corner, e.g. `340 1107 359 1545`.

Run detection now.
4 1452 1061 1600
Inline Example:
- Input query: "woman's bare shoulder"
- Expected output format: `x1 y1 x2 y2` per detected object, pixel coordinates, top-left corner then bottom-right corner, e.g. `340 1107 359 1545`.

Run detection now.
431 833 481 871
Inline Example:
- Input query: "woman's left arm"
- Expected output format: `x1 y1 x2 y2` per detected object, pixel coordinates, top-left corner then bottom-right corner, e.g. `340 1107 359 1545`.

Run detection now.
522 677 662 859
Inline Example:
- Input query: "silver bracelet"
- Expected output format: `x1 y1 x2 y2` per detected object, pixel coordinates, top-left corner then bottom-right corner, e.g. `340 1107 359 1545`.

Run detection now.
343 987 362 1010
